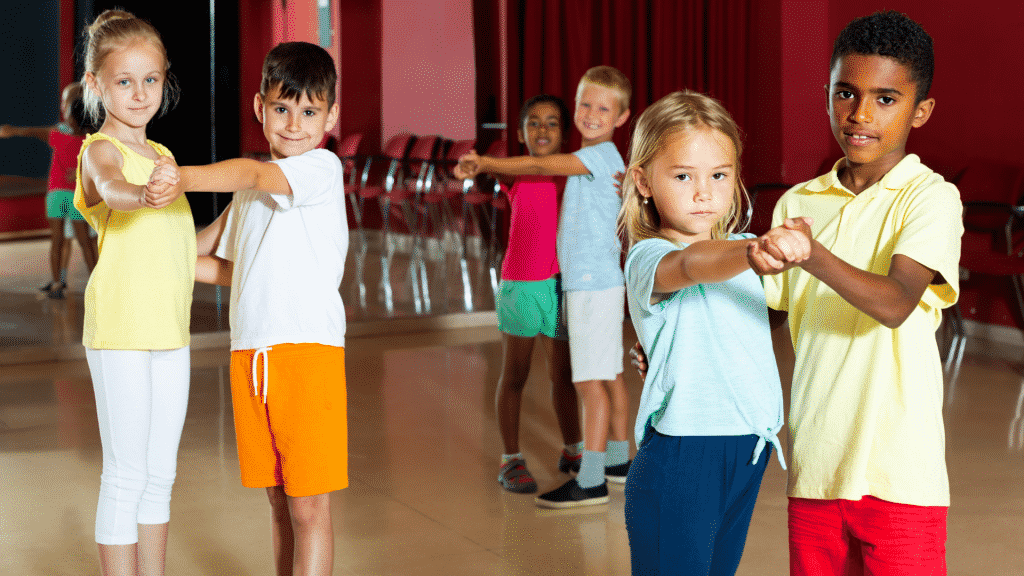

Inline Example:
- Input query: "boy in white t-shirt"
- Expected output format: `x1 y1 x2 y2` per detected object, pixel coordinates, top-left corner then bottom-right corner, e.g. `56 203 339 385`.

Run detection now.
153 41 347 575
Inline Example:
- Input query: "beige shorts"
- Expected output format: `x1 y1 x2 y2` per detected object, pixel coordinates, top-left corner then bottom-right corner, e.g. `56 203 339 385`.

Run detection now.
564 286 625 382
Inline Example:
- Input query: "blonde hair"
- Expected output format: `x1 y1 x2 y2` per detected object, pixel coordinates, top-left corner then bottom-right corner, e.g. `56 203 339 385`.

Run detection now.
576 66 631 114
617 90 749 249
81 9 178 125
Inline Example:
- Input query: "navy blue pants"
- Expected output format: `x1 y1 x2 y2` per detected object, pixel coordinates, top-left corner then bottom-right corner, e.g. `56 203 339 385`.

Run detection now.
624 428 770 576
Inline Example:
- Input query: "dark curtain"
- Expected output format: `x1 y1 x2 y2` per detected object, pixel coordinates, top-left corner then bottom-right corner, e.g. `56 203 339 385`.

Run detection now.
497 0 753 163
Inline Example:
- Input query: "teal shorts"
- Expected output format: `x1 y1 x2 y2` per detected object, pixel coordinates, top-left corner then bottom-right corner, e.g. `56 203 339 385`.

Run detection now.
496 276 568 340
46 189 85 220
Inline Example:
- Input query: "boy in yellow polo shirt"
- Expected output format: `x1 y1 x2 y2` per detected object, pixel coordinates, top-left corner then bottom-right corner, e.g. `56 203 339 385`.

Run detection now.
755 11 962 575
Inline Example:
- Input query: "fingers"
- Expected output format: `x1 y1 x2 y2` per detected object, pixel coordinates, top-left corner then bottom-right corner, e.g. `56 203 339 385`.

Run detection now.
747 241 787 275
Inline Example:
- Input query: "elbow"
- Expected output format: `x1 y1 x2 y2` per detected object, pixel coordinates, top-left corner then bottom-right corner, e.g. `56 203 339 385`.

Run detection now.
877 306 915 329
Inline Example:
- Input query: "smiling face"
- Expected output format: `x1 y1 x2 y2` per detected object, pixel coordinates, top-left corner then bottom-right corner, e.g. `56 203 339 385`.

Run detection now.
632 127 737 244
574 83 629 145
255 85 339 159
518 101 563 157
86 40 166 132
828 53 934 180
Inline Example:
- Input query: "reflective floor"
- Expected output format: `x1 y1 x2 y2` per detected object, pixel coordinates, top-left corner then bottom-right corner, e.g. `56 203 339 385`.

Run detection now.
2 239 1024 574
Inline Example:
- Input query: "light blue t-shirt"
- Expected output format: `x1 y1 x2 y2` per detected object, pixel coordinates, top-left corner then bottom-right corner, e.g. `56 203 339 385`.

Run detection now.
557 141 625 292
624 236 786 469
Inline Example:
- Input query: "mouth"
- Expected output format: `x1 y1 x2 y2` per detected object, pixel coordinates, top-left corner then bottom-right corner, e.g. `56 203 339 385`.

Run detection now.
844 131 877 146
582 122 601 131
535 138 551 146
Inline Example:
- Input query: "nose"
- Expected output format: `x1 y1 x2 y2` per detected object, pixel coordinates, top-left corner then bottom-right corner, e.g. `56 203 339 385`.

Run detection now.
694 180 712 201
850 97 872 123
286 112 301 132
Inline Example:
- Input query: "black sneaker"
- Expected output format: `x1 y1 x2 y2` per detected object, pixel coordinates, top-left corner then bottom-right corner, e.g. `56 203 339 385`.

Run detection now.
557 448 582 473
534 478 609 509
605 459 631 484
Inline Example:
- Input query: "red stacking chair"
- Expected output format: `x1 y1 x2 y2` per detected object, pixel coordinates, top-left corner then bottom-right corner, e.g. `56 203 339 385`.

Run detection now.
355 133 416 236
946 161 1024 387
334 133 363 227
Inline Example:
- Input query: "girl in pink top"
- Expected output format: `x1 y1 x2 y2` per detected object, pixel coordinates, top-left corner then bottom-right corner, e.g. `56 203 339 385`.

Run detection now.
0 82 98 298
459 95 583 493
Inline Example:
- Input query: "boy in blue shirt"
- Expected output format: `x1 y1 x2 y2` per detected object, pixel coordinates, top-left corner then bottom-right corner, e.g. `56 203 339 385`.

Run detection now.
458 66 633 508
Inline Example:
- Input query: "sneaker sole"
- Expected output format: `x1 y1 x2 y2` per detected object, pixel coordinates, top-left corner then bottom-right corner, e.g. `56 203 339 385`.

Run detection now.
533 494 610 509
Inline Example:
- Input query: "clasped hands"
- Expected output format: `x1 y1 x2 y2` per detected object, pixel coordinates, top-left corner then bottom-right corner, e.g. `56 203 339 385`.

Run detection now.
142 156 183 209
747 217 815 275
453 150 482 180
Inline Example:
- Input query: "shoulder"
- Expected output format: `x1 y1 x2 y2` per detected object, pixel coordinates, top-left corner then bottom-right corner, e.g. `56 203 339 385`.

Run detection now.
627 237 677 263
81 137 124 169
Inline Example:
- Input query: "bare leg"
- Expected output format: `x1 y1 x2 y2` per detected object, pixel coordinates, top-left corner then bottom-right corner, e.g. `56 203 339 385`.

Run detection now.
495 333 537 454
542 337 581 446
606 373 630 442
73 219 99 271
574 379 611 452
46 218 63 284
137 522 168 576
268 486 296 576
288 492 333 576
97 543 138 576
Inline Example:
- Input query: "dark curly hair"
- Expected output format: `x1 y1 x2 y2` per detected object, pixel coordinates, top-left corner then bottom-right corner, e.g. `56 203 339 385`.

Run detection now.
518 94 571 133
830 10 934 103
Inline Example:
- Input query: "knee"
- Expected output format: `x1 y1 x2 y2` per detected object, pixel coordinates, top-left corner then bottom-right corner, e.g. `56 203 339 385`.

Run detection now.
288 494 330 528
499 369 530 393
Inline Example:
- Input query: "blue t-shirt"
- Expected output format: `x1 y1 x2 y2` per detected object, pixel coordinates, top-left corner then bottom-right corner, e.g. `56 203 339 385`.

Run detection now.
624 236 786 468
557 141 625 292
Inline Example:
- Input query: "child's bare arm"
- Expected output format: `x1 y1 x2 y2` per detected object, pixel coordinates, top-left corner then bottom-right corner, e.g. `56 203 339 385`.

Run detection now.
196 201 231 257
195 255 233 286
0 124 55 142
172 157 293 196
476 153 590 177
781 217 936 328
81 139 156 211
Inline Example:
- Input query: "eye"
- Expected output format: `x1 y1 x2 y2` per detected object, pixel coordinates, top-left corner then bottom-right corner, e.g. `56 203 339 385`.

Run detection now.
878 96 895 105
145 77 157 84
547 121 560 129
118 79 130 86
674 173 691 182
712 172 728 180
835 90 853 99
528 120 539 127
303 110 316 117
275 107 287 114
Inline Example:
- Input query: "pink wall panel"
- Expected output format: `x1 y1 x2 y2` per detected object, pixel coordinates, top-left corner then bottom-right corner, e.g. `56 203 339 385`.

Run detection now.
380 0 476 145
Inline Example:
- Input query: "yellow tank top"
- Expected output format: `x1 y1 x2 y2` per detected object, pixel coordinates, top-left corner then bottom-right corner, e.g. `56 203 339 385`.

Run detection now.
74 132 197 350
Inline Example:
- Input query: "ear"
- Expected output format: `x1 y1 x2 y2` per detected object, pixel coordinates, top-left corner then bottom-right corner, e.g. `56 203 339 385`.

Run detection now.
517 128 525 145
911 97 935 128
630 165 651 199
615 108 631 128
324 102 340 132
253 93 265 124
84 72 100 99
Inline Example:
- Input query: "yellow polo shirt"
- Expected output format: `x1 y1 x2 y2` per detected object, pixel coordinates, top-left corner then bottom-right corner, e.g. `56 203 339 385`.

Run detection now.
74 133 196 350
764 154 962 507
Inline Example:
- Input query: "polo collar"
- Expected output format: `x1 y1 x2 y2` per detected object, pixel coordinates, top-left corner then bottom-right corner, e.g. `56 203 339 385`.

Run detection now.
805 154 928 196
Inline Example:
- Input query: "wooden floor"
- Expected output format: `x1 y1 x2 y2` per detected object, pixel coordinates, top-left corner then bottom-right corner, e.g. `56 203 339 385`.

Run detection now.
2 236 1023 575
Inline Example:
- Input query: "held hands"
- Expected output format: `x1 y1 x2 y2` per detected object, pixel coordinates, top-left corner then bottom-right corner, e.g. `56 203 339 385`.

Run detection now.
747 217 814 275
143 156 184 209
454 150 482 179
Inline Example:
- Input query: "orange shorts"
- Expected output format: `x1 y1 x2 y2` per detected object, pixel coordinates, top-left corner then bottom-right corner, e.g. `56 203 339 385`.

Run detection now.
230 343 348 497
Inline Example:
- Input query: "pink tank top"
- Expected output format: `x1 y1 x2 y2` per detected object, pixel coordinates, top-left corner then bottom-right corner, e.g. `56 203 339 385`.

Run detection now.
500 175 564 282
48 127 85 191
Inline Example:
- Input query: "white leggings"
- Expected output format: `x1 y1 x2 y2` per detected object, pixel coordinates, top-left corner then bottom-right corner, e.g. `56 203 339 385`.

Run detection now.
86 347 190 545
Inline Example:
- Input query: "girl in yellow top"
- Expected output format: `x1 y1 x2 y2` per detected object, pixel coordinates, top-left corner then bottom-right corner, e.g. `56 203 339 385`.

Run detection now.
73 10 194 576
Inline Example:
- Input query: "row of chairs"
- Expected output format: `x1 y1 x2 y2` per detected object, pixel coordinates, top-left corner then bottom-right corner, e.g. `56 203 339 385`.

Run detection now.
330 132 508 315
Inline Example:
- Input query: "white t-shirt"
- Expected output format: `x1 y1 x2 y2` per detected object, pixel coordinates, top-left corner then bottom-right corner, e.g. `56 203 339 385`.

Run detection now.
214 148 349 350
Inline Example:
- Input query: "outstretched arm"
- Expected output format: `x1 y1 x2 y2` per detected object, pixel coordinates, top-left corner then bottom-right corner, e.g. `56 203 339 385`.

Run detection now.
175 157 293 196
0 124 55 142
782 219 936 329
80 139 175 211
656 219 812 293
457 150 590 178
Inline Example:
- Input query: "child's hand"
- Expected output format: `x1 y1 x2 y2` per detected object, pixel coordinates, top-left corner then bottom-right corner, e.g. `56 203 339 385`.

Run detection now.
455 150 482 179
612 171 625 197
144 156 183 209
629 342 648 381
747 217 814 275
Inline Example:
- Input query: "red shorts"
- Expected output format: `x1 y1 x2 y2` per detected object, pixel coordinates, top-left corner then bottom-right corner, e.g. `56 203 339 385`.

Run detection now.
789 496 947 575
230 343 348 497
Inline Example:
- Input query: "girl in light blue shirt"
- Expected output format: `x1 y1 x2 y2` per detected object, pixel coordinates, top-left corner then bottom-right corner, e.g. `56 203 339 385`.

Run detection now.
616 90 811 576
